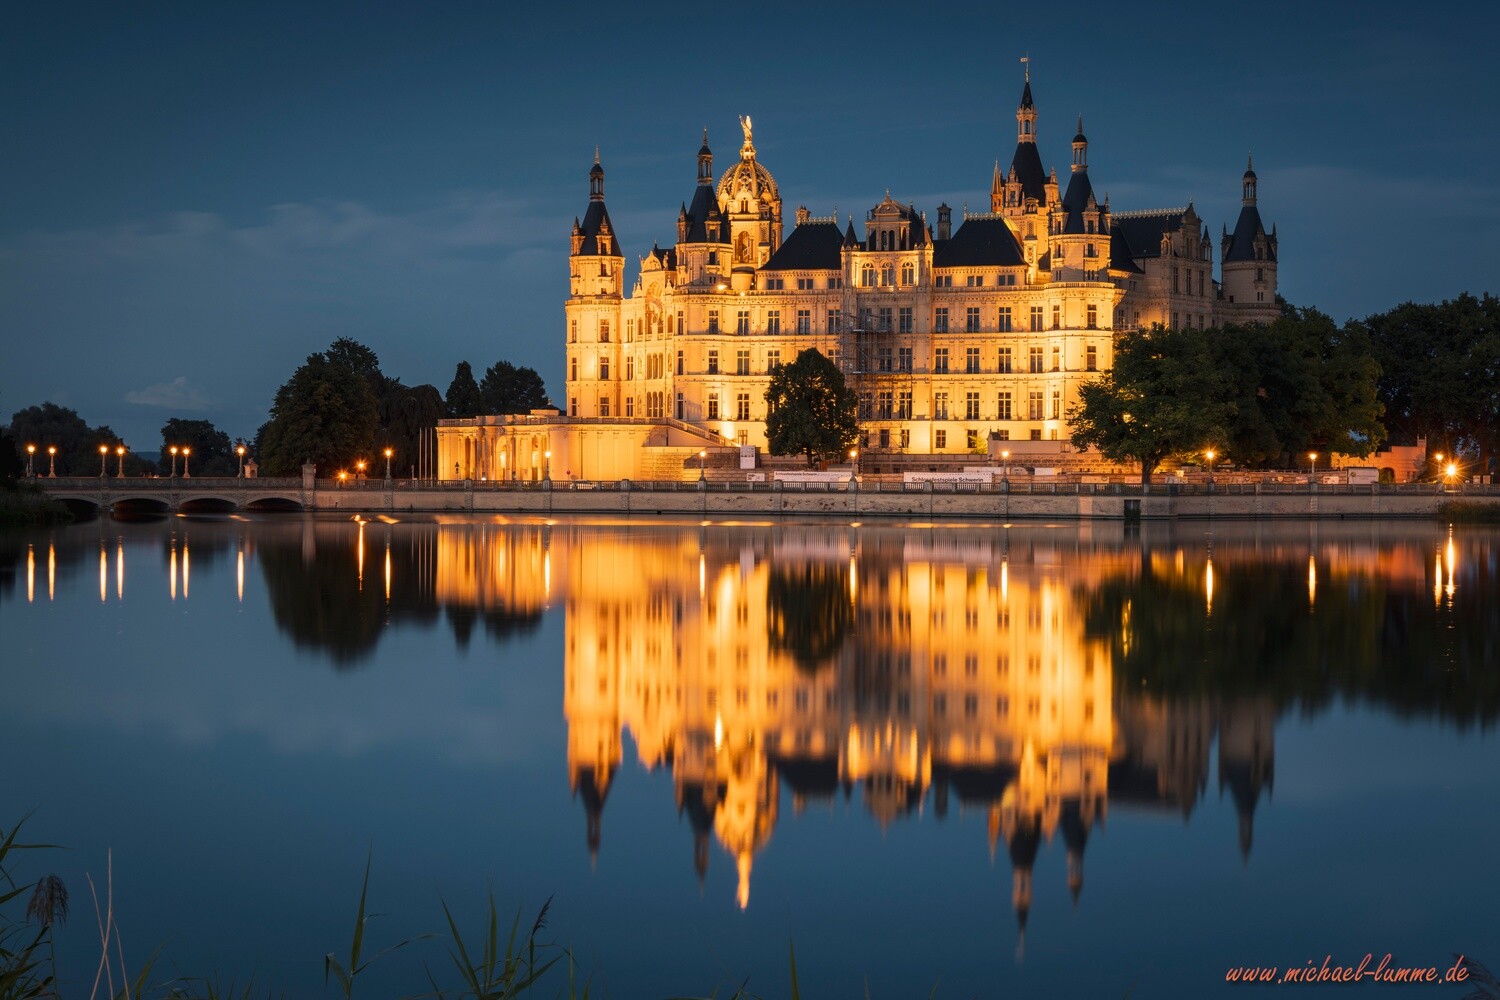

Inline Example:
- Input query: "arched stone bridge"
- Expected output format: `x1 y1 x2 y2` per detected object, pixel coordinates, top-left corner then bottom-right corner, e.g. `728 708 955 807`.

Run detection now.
35 476 311 515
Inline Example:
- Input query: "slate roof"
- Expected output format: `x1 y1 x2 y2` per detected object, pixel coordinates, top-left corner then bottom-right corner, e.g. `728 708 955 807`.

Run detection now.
575 200 618 256
932 216 1026 267
1060 170 1095 234
683 183 729 244
1224 205 1275 262
1110 210 1187 262
761 220 844 270
1009 140 1048 204
1109 228 1145 273
933 760 1019 803
770 754 840 799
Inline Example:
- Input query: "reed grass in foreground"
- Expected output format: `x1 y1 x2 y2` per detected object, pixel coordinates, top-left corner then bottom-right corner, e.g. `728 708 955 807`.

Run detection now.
1 819 780 1000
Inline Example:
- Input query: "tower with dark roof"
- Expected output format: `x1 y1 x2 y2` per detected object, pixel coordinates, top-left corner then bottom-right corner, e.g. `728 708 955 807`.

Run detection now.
676 130 733 287
1220 155 1280 324
992 76 1049 214
564 150 626 421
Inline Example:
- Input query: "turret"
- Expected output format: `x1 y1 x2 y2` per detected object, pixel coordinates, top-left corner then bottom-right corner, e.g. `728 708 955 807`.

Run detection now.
997 65 1048 212
1220 155 1279 323
569 149 625 298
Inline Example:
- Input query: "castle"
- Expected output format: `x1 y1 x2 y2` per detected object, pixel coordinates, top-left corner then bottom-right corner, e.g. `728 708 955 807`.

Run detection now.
438 72 1278 482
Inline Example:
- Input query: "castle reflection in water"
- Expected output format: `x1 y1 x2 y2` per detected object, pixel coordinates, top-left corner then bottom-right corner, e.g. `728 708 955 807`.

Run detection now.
439 520 1276 935
13 516 1485 940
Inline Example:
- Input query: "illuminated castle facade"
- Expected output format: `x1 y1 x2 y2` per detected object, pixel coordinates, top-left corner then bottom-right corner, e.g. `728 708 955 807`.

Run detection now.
560 74 1279 461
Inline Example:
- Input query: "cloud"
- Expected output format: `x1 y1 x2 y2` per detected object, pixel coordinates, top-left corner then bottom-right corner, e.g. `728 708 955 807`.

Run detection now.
0 192 573 445
125 375 212 410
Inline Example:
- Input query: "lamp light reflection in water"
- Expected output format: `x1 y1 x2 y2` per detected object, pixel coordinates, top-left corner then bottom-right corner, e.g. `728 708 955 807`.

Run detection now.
99 544 107 603
170 542 177 601
357 522 365 590
1434 551 1443 607
1205 558 1215 614
116 541 123 600
48 544 55 601
1307 555 1316 607
1444 534 1457 602
237 547 245 602
27 545 35 603
183 540 190 599
384 537 392 602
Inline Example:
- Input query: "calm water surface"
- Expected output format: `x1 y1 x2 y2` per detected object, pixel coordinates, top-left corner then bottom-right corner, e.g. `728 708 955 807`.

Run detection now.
2 514 1496 998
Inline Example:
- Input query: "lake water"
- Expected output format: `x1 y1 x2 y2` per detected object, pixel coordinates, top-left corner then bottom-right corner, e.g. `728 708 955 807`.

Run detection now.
2 514 1496 998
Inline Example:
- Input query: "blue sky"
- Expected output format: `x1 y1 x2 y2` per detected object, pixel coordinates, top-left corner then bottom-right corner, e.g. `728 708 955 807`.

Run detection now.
3 0 1497 447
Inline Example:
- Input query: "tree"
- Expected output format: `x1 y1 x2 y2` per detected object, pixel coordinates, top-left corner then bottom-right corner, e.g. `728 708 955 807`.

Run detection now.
257 353 380 476
764 348 858 467
6 402 134 477
1367 293 1500 471
479 360 549 415
1068 327 1228 486
446 362 484 418
324 337 383 390
766 562 853 674
158 418 234 476
1209 309 1385 467
377 382 445 479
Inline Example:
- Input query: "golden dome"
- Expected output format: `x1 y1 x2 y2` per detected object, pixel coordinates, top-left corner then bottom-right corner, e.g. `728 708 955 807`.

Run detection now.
716 114 779 208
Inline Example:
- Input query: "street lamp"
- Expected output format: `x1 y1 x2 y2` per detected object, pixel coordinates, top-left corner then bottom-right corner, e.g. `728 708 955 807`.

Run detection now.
356 459 367 482
1309 452 1318 485
383 447 393 481
699 449 707 480
182 446 192 478
1205 449 1216 487
849 448 858 480
116 445 126 478
47 445 56 478
1434 452 1445 483
1001 449 1011 485
544 450 552 481
1445 462 1458 482
99 444 109 477
25 444 35 478
338 470 348 488
237 445 247 478
170 446 179 477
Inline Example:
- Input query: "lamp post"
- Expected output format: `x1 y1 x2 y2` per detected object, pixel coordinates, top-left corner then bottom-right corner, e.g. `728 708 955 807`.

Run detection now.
99 444 109 478
237 445 246 478
1434 451 1445 483
182 446 191 478
1002 449 1011 486
383 447 393 482
1309 452 1317 486
544 450 552 481
25 444 35 478
116 445 126 478
47 446 56 478
1205 449 1216 488
356 459 367 483
849 447 858 480
170 446 179 477
338 471 348 488
699 449 707 481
